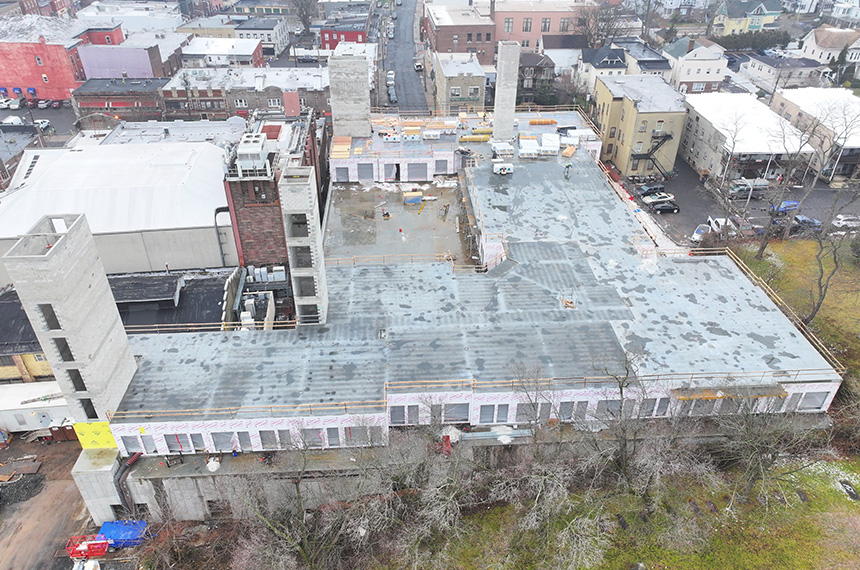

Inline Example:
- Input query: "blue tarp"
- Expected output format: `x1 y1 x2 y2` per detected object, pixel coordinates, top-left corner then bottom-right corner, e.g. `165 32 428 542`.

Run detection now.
98 520 147 548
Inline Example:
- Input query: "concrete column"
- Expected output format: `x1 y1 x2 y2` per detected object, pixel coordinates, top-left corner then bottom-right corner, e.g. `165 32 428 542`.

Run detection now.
493 41 521 141
329 42 372 138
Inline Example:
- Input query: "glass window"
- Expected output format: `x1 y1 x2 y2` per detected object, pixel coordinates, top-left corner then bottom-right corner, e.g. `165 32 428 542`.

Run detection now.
327 427 340 447
234 99 247 108
609 126 616 138
559 18 569 32
450 86 461 97
799 391 829 410
467 33 472 42
479 405 495 424
541 18 551 32
522 39 530 47
639 120 647 132
486 33 491 42
390 405 405 424
522 18 532 32
476 33 482 42
468 86 479 97
504 18 513 33
497 404 508 423
443 403 469 423
596 399 621 419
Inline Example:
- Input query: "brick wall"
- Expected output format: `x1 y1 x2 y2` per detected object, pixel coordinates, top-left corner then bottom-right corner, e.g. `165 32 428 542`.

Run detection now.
226 178 288 267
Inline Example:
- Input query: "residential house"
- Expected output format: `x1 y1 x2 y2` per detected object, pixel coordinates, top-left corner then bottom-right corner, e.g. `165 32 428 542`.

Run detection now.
320 16 369 50
517 52 555 103
17 0 72 16
181 37 265 68
827 0 860 28
577 46 627 95
799 25 860 66
711 0 782 36
538 34 589 74
740 53 830 92
491 0 596 51
0 289 54 384
432 53 485 114
71 78 170 126
783 0 818 13
236 17 291 56
770 87 860 182
662 36 728 94
77 31 190 79
613 38 673 83
161 67 330 120
424 6 495 66
681 92 810 182
592 75 686 177
0 15 123 101
75 1 185 33
653 0 711 17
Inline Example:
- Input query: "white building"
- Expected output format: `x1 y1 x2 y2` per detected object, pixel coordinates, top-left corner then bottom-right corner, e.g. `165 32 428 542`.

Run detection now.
799 25 860 65
740 53 830 93
662 36 728 94
577 46 627 95
0 143 238 285
181 37 263 68
538 34 589 74
75 1 185 33
681 92 811 182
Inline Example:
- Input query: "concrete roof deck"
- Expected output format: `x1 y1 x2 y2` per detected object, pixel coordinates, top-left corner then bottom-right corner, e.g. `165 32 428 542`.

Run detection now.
93 117 247 147
163 67 329 92
113 110 841 422
182 37 261 56
599 75 685 113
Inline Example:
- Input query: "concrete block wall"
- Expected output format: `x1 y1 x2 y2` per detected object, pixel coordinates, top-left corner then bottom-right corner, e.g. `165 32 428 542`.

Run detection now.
329 44 371 138
71 448 122 526
2 215 138 421
493 41 521 141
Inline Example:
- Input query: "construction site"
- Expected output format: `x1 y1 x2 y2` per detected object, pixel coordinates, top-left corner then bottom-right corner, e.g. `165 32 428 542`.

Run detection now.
0 40 848 541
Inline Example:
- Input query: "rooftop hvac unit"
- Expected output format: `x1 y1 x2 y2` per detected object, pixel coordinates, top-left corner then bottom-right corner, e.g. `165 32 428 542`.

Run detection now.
236 133 268 169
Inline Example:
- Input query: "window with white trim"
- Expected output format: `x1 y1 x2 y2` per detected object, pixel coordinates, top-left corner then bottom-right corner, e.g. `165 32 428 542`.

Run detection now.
235 98 248 108
267 98 280 107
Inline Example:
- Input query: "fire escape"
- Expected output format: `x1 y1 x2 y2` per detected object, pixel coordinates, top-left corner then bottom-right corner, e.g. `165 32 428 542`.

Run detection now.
631 129 673 178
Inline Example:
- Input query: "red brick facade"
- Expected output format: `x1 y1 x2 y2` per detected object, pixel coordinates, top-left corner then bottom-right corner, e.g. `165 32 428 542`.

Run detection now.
224 176 288 267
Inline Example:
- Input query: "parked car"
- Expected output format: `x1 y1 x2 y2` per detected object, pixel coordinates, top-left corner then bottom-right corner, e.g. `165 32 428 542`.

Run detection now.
650 201 679 214
771 200 800 216
396 0 402 4
641 192 675 205
387 85 397 104
690 224 711 243
413 61 424 71
51 100 64 109
391 11 397 19
831 214 860 229
26 98 38 108
707 216 738 238
387 30 395 39
0 98 11 109
37 99 53 109
34 119 51 131
296 55 319 63
729 216 762 237
8 97 25 109
635 183 665 196
794 214 822 234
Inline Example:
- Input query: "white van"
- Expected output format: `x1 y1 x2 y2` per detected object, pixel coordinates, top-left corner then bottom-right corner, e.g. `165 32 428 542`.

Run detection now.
1 116 23 125
493 163 513 175
727 178 769 200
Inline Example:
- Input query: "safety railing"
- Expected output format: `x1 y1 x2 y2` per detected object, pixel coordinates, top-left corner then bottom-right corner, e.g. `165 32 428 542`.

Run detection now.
124 320 298 334
107 399 388 421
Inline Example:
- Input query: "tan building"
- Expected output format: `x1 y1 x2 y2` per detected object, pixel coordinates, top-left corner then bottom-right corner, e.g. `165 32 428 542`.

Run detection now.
592 75 685 178
176 15 240 39
432 53 486 115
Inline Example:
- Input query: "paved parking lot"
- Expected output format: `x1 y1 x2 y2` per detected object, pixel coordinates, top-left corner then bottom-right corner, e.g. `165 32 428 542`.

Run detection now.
624 159 860 245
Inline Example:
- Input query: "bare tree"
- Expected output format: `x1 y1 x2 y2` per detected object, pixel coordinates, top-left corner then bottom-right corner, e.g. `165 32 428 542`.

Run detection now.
577 3 627 48
710 397 831 503
294 0 319 35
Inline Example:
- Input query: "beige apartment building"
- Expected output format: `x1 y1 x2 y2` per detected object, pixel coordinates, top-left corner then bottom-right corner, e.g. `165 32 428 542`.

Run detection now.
592 75 685 177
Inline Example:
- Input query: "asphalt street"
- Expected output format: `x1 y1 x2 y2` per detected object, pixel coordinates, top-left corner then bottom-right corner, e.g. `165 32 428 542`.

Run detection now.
0 104 76 137
381 0 428 112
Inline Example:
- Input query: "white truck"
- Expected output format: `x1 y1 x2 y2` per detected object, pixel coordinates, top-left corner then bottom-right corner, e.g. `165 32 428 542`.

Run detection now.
493 162 513 175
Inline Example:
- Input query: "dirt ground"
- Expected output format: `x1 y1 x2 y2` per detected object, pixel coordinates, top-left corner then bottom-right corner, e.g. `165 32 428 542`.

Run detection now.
0 438 90 570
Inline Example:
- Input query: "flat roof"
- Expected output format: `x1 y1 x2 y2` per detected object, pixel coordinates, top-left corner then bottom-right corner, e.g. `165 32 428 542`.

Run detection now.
686 92 809 155
119 30 190 55
182 37 261 56
0 125 37 163
115 272 230 329
90 118 247 147
236 17 282 30
0 381 64 411
77 1 180 17
437 54 484 77
0 143 228 237
162 66 329 92
777 87 860 148
427 6 493 26
74 78 171 94
0 288 40 356
0 15 90 47
179 16 239 29
598 75 686 113
113 109 841 422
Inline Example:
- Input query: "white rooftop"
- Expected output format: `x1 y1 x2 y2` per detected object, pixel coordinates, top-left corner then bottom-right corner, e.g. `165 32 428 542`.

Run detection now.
777 87 860 148
164 66 329 92
427 5 493 26
70 118 248 148
598 75 686 113
77 1 181 17
437 53 485 77
0 143 229 237
182 37 261 57
0 15 90 47
686 92 810 155
0 381 66 411
120 30 190 57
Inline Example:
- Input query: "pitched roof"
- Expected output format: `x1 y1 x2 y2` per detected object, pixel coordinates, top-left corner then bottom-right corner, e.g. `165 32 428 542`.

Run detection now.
519 52 555 68
540 34 589 50
811 25 860 49
581 46 626 69
663 37 695 60
723 0 781 18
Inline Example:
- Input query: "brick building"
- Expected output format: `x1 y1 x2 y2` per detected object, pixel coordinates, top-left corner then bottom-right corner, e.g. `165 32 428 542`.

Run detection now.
17 0 73 17
160 67 330 120
320 17 369 50
72 78 171 126
78 31 190 80
0 15 124 101
424 6 495 66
